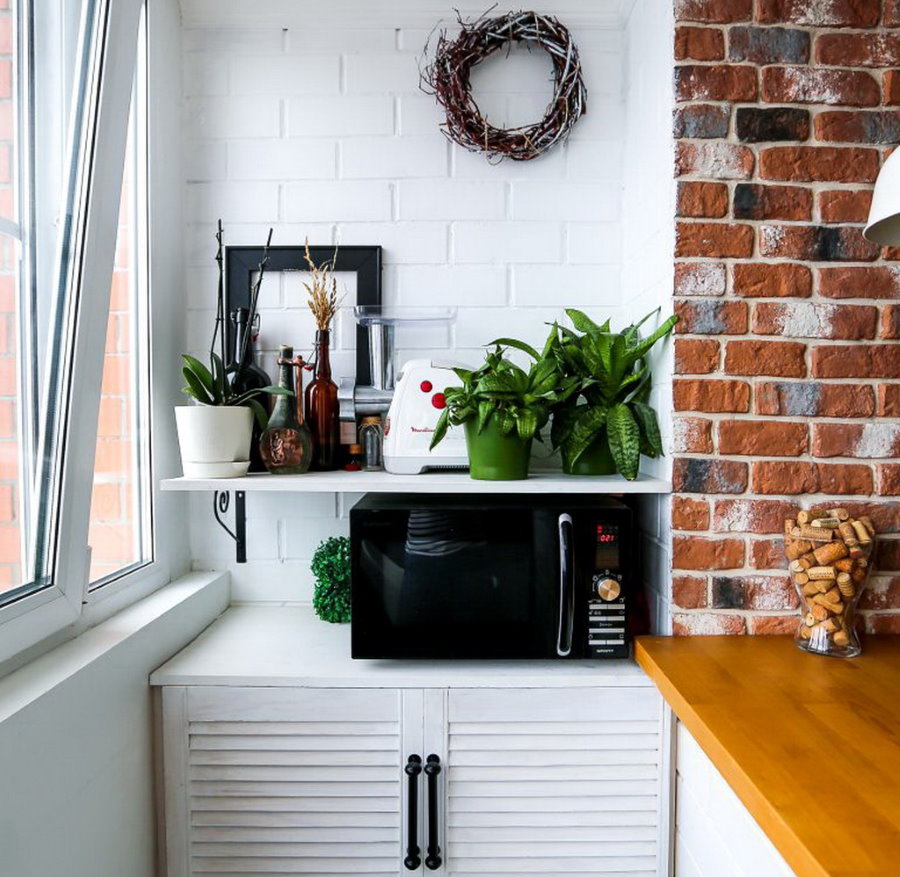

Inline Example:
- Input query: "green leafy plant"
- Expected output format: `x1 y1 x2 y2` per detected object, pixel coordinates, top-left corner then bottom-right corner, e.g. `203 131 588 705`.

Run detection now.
429 341 578 450
311 537 351 624
181 353 290 428
548 308 678 481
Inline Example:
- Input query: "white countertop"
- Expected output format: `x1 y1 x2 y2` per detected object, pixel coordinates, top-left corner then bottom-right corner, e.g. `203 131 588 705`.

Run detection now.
150 605 650 689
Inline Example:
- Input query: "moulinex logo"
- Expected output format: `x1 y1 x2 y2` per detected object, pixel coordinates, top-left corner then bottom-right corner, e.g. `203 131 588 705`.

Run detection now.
411 426 435 433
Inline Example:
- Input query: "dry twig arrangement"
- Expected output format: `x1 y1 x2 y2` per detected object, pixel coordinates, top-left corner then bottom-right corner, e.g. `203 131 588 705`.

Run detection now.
303 239 340 331
420 9 587 162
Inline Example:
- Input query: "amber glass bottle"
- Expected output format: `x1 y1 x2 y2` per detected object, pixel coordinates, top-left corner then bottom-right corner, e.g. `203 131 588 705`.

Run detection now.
305 329 339 470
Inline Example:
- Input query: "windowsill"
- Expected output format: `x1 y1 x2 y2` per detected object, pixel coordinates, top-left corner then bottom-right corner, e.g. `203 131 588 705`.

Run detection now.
0 571 229 725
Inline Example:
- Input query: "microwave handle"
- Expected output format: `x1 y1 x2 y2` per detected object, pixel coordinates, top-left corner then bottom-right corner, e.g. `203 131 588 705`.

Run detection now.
557 513 574 657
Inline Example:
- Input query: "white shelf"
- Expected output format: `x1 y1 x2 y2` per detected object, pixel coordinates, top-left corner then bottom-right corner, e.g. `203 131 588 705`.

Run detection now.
161 470 671 494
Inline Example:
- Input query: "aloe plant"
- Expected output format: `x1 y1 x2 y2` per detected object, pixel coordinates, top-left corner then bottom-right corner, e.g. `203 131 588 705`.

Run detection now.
429 341 578 450
547 308 678 481
181 353 290 428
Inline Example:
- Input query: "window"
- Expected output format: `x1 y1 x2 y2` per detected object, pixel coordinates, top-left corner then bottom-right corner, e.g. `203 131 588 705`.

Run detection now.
0 0 148 662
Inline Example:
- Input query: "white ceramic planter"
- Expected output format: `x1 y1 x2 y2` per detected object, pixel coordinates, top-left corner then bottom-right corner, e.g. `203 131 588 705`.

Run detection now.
175 405 254 478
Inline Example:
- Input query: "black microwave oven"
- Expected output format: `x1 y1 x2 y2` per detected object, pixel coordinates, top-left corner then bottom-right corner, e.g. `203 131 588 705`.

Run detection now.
350 494 634 659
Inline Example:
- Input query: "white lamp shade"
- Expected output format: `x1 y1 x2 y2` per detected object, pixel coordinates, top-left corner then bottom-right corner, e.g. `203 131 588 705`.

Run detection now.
865 148 900 244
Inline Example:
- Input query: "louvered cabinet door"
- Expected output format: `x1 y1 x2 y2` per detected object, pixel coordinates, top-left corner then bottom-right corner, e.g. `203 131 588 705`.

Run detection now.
161 686 404 877
443 687 664 877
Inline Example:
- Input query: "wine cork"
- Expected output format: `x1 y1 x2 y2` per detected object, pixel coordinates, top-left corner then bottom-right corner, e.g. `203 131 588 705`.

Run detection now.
828 508 850 522
837 576 855 599
838 521 857 544
859 516 876 537
851 520 872 544
800 625 812 640
794 571 810 586
852 566 867 584
811 517 842 529
801 581 820 597
811 603 830 621
799 525 834 542
785 518 796 536
857 556 869 569
813 540 848 566
786 539 815 559
798 509 830 525
833 630 850 648
808 566 837 581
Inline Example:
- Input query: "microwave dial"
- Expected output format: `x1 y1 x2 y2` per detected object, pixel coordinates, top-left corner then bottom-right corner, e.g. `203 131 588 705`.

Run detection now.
595 577 621 602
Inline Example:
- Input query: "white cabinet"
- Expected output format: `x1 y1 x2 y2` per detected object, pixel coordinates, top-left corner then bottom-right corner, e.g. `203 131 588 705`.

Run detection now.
160 684 665 877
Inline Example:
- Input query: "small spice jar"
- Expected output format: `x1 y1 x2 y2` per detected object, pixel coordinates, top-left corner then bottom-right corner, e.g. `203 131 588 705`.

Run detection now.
359 416 384 471
343 444 364 472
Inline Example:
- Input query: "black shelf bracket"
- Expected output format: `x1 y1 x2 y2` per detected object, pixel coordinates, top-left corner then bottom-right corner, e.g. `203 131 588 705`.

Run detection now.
212 490 247 563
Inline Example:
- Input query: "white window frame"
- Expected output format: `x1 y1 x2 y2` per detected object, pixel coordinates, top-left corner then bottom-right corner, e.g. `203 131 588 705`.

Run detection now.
0 0 151 665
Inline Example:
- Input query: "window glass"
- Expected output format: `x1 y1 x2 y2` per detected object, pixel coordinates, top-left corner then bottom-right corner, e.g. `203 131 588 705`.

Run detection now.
88 39 152 585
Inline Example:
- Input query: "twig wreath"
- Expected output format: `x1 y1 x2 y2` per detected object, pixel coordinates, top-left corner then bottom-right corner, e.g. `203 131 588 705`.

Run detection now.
420 9 587 162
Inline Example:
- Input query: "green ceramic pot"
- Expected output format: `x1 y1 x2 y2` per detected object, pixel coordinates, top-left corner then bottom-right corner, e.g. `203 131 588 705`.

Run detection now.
464 418 532 481
563 431 617 476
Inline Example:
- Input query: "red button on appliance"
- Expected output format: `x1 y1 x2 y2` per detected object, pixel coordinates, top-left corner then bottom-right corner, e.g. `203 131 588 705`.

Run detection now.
420 380 433 393
431 393 446 409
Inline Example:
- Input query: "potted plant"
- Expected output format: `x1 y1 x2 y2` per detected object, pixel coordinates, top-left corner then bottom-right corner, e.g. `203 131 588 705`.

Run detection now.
175 223 289 478
429 342 577 480
548 308 678 480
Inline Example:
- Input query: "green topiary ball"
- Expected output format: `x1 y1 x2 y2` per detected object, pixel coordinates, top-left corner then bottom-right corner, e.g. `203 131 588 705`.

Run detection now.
311 536 351 623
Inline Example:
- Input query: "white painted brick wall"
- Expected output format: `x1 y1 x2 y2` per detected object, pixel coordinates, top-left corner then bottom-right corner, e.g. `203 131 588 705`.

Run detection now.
181 7 673 601
675 723 796 877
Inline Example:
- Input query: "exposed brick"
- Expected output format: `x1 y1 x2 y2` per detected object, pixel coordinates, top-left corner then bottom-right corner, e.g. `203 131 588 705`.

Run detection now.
673 613 747 635
674 379 752 412
675 26 725 60
815 111 900 144
819 266 900 299
675 338 720 373
813 422 900 458
675 0 753 22
732 262 812 298
860 576 900 611
675 65 758 102
758 225 880 261
869 614 900 633
673 535 745 569
887 0 900 26
676 222 755 259
713 498 799 533
673 458 750 493
753 301 878 340
879 465 900 496
724 340 806 376
877 384 900 416
812 345 900 378
752 460 874 495
876 539 900 570
751 537 789 569
675 261 727 297
756 0 879 27
815 33 900 67
677 181 729 218
818 190 872 223
718 419 808 456
673 575 708 609
729 26 810 63
750 615 801 635
733 183 812 220
735 106 809 143
882 305 900 338
673 417 715 453
757 381 875 417
676 142 755 179
673 104 732 139
712 575 797 611
761 67 880 107
675 299 749 334
759 146 880 183
673 496 711 530
884 70 900 105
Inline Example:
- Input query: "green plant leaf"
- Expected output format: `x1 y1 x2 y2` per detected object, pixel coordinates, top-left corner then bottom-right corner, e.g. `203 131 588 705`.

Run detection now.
489 337 540 360
429 408 450 450
631 401 663 458
565 308 602 334
211 352 227 400
451 367 473 385
246 398 269 430
516 408 538 441
562 405 608 469
181 366 215 405
606 404 641 481
476 400 493 434
624 314 679 367
182 353 214 387
623 308 660 345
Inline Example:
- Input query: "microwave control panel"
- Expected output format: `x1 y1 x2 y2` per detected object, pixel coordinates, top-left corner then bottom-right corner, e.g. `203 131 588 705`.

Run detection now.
586 523 627 658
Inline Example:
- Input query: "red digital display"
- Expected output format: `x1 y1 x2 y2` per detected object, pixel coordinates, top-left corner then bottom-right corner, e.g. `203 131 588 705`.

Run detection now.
596 524 617 544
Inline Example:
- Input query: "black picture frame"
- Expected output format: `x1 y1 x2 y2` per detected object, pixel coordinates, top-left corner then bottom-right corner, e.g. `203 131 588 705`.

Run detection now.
225 245 383 386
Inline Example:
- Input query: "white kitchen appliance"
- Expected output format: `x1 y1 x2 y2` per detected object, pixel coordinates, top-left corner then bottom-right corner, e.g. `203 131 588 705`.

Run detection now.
383 359 469 474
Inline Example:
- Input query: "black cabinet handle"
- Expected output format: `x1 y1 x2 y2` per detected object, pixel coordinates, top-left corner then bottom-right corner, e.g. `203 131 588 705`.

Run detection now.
404 754 422 870
424 754 442 870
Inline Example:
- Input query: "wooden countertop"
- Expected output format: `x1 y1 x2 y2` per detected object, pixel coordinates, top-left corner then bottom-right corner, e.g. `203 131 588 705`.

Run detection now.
635 635 900 877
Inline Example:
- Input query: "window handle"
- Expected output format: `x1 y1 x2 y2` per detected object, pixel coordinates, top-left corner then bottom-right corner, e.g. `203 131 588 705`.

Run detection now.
404 754 422 870
424 754 442 870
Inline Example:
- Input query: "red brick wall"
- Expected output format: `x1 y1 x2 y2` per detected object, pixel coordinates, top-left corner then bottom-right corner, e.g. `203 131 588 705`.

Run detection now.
672 0 900 635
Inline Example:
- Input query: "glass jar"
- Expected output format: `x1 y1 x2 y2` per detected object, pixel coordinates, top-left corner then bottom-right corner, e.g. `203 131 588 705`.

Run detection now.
344 444 363 472
360 416 384 471
786 510 875 658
